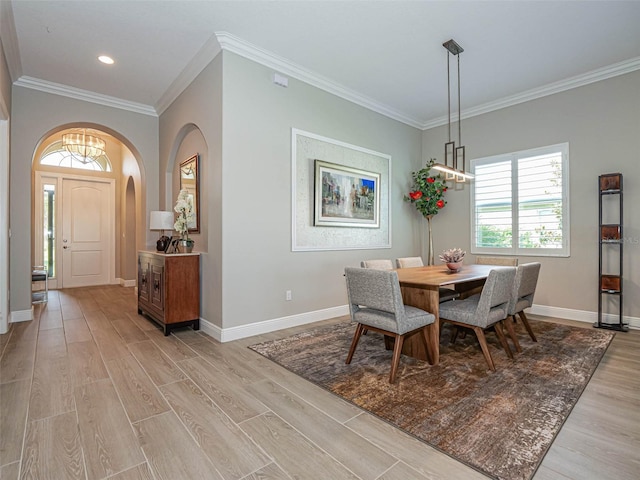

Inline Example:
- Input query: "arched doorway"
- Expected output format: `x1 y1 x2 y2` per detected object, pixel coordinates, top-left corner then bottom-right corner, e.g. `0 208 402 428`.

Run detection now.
32 126 142 290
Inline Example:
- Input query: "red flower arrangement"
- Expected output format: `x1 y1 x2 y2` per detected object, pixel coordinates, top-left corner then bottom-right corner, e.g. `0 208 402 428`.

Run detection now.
404 158 448 217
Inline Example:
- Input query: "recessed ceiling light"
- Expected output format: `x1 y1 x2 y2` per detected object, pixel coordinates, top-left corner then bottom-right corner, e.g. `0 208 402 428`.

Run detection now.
98 55 114 65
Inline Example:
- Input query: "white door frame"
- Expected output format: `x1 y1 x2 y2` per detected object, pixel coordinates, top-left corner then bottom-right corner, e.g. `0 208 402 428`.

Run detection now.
0 98 9 334
34 171 116 289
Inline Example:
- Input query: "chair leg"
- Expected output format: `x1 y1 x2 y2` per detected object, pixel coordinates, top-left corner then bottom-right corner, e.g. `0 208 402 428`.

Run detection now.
494 322 514 359
472 327 496 371
450 326 460 344
346 323 365 364
502 316 522 353
518 311 537 342
389 333 404 384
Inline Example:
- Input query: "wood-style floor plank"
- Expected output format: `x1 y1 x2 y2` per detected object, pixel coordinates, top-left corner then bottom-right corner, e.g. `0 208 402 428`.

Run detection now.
67 340 109 386
75 379 145 479
240 462 290 480
60 303 83 321
177 357 269 423
247 379 397 480
0 340 36 383
111 318 149 344
134 411 223 480
145 328 199 362
91 324 131 360
35 328 67 361
38 308 63 331
160 379 271 480
20 411 85 479
62 318 93 344
127 340 187 386
0 461 20 480
28 356 74 420
107 462 154 480
105 355 170 423
0 379 31 466
240 412 359 480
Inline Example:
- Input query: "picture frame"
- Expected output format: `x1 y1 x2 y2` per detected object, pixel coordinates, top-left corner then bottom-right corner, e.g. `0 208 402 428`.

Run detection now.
314 160 380 228
179 154 200 233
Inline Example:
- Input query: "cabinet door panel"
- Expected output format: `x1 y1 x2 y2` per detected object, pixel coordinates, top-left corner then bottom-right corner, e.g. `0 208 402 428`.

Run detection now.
150 264 165 312
138 257 150 305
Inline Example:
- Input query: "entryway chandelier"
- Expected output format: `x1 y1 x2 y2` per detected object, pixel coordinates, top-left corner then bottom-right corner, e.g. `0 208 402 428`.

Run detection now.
61 128 106 162
432 39 474 183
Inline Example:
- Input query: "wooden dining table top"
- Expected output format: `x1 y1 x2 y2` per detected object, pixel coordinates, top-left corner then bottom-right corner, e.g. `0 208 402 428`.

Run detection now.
394 263 496 289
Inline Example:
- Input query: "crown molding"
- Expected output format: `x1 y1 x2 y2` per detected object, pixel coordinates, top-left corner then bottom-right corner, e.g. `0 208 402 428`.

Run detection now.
13 76 157 116
215 31 422 129
155 32 223 115
0 0 23 82
421 56 640 130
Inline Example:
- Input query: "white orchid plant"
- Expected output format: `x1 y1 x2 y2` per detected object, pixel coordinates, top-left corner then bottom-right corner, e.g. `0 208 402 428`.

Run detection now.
439 248 466 264
174 189 195 242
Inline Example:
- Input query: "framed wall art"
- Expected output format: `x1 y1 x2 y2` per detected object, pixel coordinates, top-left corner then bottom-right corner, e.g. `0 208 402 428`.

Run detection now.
314 160 380 228
291 128 391 251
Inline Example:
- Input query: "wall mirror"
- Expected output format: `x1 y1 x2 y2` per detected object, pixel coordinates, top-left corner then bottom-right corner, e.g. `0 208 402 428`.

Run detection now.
179 154 200 233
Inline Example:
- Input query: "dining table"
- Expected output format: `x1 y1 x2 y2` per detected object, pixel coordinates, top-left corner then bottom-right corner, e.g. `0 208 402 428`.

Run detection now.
395 263 496 365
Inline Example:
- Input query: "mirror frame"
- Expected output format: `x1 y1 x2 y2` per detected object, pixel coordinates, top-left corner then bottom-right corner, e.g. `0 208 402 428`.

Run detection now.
179 154 200 234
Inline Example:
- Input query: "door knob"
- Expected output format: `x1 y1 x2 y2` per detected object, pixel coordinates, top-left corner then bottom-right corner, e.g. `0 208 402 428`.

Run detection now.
63 246 68 249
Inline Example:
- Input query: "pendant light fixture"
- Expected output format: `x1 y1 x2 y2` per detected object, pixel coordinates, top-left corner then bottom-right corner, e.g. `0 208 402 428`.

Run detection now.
432 39 474 183
61 128 106 163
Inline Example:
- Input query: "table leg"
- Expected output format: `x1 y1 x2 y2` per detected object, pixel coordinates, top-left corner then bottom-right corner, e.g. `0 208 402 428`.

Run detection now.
400 286 440 365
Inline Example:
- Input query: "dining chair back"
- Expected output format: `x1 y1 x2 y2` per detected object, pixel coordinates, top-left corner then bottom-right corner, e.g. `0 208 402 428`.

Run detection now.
505 262 541 348
360 259 394 270
395 256 460 303
344 267 435 383
438 267 517 370
395 257 423 268
476 256 519 266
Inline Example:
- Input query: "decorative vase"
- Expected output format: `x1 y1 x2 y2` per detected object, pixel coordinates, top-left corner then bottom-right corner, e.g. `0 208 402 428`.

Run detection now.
177 239 194 253
426 215 434 265
446 262 463 272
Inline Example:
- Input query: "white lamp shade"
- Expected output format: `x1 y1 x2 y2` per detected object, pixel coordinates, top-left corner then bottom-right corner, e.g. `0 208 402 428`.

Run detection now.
149 211 174 230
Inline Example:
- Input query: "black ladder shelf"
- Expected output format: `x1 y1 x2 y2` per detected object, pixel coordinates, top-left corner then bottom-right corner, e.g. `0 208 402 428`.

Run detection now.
595 173 628 332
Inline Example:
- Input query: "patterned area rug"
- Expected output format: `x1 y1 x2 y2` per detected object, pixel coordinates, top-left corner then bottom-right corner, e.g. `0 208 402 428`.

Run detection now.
249 319 614 480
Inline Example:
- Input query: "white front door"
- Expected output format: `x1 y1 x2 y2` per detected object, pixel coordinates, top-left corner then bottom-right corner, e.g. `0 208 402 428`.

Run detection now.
61 178 113 288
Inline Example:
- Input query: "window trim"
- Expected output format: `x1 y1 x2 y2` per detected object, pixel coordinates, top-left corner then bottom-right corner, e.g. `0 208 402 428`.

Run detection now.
470 142 570 257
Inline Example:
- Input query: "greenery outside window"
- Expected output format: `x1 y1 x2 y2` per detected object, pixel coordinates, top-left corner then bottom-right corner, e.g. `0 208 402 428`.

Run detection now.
470 143 569 257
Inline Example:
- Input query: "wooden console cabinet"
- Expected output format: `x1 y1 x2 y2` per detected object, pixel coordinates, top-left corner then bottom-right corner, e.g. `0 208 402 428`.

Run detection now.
137 251 200 335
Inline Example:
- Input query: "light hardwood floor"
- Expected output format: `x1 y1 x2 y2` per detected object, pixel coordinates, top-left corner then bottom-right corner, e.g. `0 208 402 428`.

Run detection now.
1 286 638 480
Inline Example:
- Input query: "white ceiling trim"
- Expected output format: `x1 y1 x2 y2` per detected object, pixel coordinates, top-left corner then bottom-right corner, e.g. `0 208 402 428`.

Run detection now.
155 33 223 115
13 76 157 116
0 0 22 82
421 56 640 130
215 31 422 129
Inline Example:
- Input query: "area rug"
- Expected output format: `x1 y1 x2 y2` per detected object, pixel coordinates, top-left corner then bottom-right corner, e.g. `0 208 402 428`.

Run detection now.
249 319 614 480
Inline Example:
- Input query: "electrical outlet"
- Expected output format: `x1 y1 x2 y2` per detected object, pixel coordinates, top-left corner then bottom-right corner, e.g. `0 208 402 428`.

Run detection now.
285 290 292 301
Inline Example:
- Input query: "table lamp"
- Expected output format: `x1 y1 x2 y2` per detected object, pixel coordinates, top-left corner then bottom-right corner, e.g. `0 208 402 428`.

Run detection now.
150 211 174 252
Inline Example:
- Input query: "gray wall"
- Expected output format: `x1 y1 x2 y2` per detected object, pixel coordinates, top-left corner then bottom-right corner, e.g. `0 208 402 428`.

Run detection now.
10 86 158 313
159 54 224 329
423 70 640 318
0 38 10 111
220 52 423 329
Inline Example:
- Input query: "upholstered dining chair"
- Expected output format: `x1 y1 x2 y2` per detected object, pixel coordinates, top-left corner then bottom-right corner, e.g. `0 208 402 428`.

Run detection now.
476 256 519 266
502 262 542 352
360 259 394 270
344 267 435 383
395 257 460 303
438 267 517 371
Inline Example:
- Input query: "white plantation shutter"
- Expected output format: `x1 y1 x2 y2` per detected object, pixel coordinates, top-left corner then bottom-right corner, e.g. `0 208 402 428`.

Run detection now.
471 143 569 257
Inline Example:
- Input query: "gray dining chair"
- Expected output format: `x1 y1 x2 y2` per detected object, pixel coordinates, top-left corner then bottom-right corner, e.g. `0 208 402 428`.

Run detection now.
476 256 519 266
344 267 435 383
503 262 541 352
360 259 394 270
438 267 517 371
395 256 460 303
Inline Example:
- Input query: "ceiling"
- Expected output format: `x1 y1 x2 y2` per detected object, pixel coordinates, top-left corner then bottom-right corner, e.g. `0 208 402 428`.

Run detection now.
3 1 640 128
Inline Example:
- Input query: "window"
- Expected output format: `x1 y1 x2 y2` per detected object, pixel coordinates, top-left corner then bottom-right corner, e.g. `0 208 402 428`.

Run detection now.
470 143 569 257
40 140 112 172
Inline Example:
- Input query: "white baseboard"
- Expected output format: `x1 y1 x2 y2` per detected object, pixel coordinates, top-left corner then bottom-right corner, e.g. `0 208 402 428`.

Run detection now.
10 307 33 323
529 304 639 329
200 305 350 343
119 278 136 288
195 302 637 343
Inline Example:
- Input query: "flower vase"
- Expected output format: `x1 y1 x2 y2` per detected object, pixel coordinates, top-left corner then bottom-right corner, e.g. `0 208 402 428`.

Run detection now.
177 239 194 253
446 261 463 272
426 215 434 265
